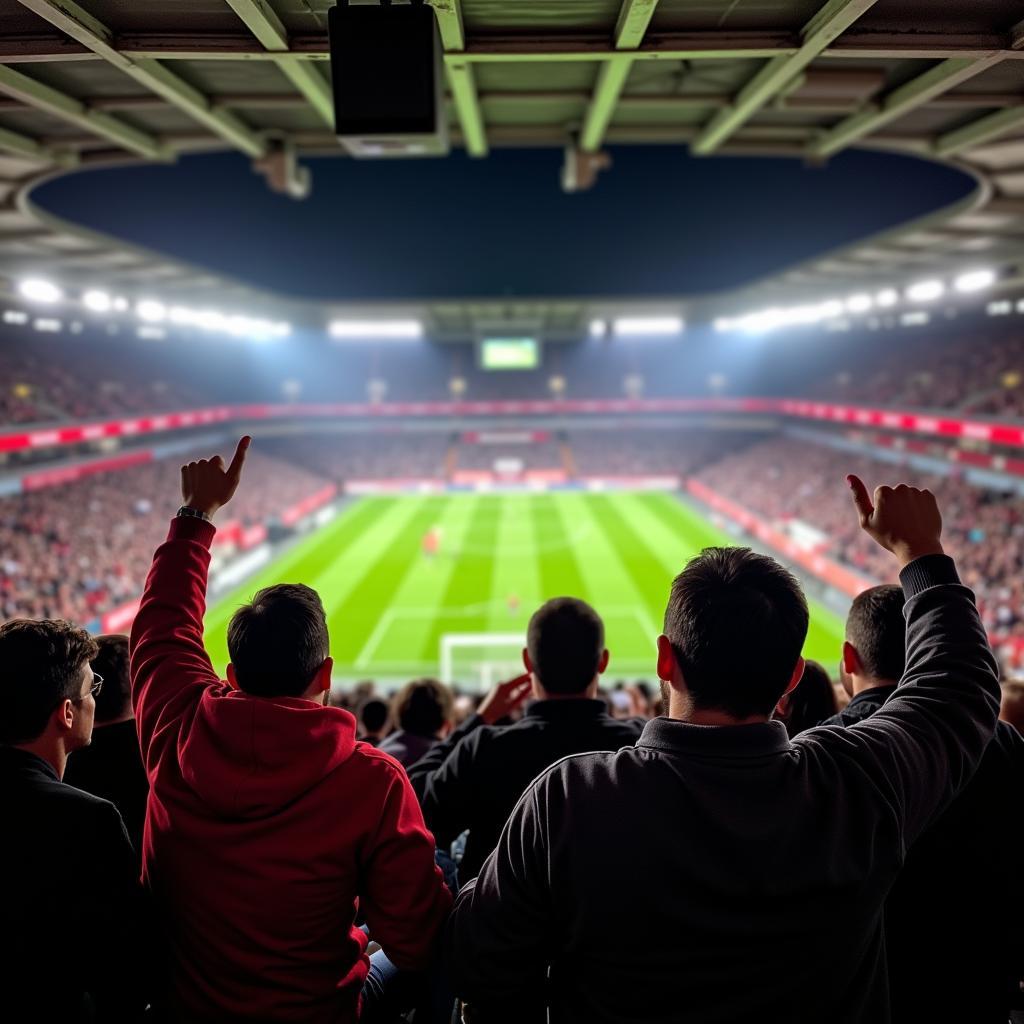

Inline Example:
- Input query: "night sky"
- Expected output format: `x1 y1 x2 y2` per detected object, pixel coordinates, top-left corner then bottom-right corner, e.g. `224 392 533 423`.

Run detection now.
33 146 974 301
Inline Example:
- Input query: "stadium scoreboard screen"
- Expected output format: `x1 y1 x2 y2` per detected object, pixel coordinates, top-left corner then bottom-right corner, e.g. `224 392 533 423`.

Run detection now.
479 338 541 371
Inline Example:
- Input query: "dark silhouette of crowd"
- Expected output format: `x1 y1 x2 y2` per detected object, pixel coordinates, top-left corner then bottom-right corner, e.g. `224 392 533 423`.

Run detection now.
2 434 1021 1024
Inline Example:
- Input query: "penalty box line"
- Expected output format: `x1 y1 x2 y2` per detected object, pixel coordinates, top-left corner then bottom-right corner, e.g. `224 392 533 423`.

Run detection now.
354 604 658 671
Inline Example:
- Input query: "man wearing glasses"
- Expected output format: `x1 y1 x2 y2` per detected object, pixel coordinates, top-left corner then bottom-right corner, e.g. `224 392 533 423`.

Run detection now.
0 618 148 1022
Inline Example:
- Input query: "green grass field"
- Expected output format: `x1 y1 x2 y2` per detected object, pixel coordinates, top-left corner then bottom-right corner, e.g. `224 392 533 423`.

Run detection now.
204 491 845 685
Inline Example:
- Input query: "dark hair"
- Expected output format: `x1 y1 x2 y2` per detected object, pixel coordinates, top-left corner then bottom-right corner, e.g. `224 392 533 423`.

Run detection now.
664 547 809 719
0 619 99 744
846 585 906 683
778 660 837 737
526 597 605 694
227 584 329 697
91 634 130 724
359 698 389 735
392 678 453 737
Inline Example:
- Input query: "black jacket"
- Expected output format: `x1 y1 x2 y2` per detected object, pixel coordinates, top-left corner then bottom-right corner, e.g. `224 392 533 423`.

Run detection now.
445 555 1002 1024
409 698 643 882
826 684 1024 1022
64 719 149 861
0 746 149 1022
378 729 438 769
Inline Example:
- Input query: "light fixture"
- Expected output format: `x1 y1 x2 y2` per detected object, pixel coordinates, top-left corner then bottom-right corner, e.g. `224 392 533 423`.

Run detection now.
328 319 423 339
136 299 167 322
900 311 930 326
954 268 997 293
19 278 62 304
611 315 684 337
33 317 62 332
845 294 873 314
875 289 899 308
906 280 944 303
589 318 607 339
82 289 112 313
3 309 29 324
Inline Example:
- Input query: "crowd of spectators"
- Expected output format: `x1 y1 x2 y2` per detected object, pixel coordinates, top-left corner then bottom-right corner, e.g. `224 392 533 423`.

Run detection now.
0 448 332 623
692 436 1024 645
4 443 1021 1022
261 433 452 481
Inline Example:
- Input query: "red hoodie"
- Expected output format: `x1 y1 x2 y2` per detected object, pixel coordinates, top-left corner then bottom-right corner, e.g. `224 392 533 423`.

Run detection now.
130 516 451 1022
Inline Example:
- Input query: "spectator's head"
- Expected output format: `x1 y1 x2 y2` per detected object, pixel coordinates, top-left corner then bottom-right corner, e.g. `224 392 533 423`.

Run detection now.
358 698 390 741
658 547 808 721
524 597 609 698
840 585 905 697
1000 678 1024 734
0 619 100 774
226 584 332 701
391 678 453 739
774 660 838 737
90 634 131 725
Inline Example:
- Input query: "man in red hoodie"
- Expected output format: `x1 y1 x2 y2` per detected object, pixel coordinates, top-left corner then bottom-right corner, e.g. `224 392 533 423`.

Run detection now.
130 436 451 1022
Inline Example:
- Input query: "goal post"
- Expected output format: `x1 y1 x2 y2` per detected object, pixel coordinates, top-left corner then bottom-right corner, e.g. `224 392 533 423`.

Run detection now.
440 633 526 691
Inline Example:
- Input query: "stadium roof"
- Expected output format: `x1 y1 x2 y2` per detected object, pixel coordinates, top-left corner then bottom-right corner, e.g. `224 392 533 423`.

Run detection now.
0 0 1023 334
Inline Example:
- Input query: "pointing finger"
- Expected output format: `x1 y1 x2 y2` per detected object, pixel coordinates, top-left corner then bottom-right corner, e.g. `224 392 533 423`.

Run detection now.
227 435 251 482
846 474 873 527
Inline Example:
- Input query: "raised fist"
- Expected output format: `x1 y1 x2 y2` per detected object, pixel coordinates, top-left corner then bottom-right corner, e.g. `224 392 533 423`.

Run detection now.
847 474 944 569
181 436 250 520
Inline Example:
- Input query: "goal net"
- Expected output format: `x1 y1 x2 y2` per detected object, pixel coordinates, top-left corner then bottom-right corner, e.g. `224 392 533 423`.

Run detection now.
440 633 525 691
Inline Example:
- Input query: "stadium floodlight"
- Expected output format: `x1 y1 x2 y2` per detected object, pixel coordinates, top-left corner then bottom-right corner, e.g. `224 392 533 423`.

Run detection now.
845 294 873 314
874 288 899 308
137 325 167 340
19 278 62 304
987 300 1012 316
611 316 684 337
954 268 997 293
82 289 112 313
589 318 607 339
712 317 734 333
329 319 423 339
136 299 167 322
3 309 29 324
900 311 930 326
112 296 130 312
906 279 945 303
33 317 62 332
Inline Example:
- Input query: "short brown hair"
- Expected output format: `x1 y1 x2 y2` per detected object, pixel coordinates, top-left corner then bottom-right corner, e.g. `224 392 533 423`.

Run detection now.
845 585 906 683
227 584 330 697
527 598 605 694
91 634 130 724
392 678 453 737
664 547 809 719
0 619 98 744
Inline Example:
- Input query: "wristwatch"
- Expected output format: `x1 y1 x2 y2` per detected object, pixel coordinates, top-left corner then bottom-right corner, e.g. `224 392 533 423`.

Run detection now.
176 505 211 523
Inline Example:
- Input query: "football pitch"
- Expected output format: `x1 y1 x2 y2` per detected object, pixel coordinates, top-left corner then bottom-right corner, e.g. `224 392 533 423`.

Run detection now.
204 491 846 685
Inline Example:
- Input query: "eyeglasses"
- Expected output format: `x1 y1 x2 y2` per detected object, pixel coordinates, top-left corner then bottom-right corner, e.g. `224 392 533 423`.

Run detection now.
71 673 104 704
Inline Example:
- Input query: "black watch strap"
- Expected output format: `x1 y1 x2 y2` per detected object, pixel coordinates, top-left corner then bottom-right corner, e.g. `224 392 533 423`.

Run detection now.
176 505 211 523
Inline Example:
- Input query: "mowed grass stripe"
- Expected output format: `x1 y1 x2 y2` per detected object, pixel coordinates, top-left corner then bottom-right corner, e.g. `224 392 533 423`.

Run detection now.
416 495 502 663
204 497 390 669
530 494 588 602
329 496 453 664
632 491 846 664
584 494 675 627
485 496 541 637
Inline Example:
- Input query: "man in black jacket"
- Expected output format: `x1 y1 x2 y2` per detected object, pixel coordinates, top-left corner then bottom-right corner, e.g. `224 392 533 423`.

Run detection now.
0 619 148 1021
410 597 642 884
65 634 149 859
445 478 1002 1024
826 582 1024 1022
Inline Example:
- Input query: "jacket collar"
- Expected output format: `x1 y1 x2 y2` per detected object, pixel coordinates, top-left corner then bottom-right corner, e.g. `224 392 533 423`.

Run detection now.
638 716 793 757
0 745 60 782
846 684 898 712
524 697 609 721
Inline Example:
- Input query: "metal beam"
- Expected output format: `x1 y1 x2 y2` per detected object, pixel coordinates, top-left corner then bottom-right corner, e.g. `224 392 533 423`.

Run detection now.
430 1 487 157
0 64 165 159
15 0 267 158
691 0 880 155
223 0 333 126
579 0 660 152
0 122 70 164
808 53 1004 158
935 105 1024 157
